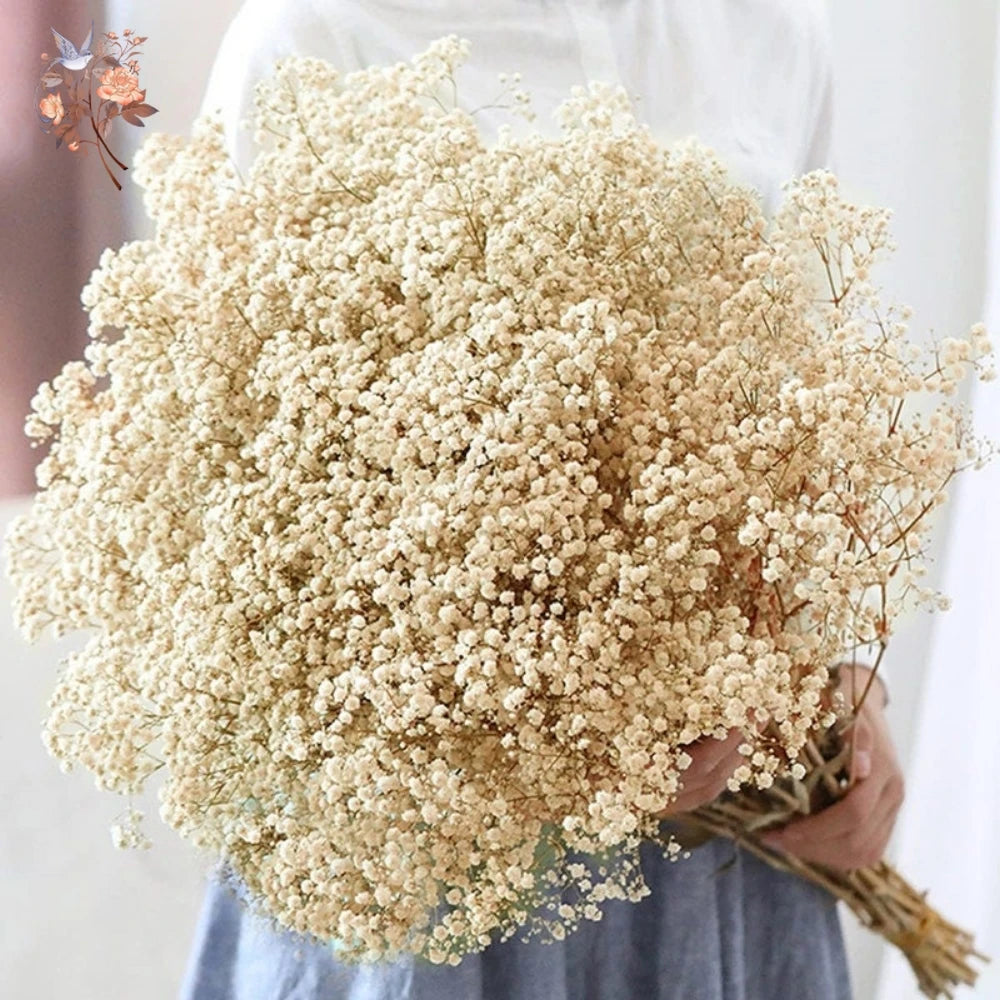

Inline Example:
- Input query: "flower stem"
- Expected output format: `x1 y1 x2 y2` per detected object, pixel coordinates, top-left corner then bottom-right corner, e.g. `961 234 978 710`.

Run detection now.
90 114 128 171
679 720 989 998
89 118 122 190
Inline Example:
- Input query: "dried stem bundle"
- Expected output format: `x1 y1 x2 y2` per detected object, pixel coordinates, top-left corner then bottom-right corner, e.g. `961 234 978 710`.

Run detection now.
677 708 990 998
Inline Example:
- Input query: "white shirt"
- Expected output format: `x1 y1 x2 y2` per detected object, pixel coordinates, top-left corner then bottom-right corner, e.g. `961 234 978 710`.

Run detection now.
200 0 840 217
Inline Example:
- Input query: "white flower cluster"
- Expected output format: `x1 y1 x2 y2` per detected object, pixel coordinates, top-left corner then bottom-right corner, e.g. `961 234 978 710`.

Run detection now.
6 35 994 964
110 806 152 851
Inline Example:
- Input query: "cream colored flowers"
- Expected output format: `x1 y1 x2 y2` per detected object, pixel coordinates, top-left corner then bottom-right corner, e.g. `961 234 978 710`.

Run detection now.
5 35 994 965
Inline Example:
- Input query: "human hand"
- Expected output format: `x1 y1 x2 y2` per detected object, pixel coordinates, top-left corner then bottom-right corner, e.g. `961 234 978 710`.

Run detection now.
760 665 905 871
653 727 746 818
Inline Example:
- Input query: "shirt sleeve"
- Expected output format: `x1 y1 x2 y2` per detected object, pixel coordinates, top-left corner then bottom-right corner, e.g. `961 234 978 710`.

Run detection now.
799 1 840 175
797 8 891 701
196 0 353 179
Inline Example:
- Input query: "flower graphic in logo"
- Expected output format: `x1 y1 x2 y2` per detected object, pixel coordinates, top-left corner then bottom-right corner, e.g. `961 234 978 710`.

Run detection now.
38 91 65 126
97 66 143 105
34 23 158 190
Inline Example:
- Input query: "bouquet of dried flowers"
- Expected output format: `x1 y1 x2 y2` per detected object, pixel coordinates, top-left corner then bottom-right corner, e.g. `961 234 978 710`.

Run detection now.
5 35 993 994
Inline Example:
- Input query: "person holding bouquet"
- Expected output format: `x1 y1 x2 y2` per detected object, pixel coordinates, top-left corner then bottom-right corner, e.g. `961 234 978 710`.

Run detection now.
175 3 903 998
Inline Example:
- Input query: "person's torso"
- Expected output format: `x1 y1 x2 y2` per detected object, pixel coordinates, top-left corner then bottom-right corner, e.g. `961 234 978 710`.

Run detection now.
207 0 835 215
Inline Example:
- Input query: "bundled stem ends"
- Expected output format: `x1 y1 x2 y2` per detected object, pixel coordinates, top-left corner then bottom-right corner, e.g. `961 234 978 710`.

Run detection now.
672 711 990 999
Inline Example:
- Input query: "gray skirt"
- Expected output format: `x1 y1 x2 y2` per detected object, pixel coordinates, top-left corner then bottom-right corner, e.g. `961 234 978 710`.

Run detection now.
177 832 852 1000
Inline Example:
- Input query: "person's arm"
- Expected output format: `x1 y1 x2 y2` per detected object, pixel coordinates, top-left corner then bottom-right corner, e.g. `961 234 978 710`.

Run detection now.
756 7 905 871
761 659 904 870
804 2 893 713
830 657 889 711
198 0 355 178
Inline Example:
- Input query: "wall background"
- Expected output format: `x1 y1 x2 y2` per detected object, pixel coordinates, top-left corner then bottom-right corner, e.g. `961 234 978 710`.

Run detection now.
2 1 995 997
826 3 997 996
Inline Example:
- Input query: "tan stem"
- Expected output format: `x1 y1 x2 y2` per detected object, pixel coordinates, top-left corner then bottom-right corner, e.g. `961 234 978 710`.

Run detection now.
671 723 989 1000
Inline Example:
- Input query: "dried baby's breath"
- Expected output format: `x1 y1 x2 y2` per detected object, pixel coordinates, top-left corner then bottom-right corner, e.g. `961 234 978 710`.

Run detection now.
6 35 994 964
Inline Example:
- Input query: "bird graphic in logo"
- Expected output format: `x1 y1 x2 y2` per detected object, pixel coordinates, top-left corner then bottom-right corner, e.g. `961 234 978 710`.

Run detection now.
45 21 95 72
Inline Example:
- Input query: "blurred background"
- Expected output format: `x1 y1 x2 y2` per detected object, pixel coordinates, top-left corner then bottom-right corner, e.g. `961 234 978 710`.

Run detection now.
2 1 998 998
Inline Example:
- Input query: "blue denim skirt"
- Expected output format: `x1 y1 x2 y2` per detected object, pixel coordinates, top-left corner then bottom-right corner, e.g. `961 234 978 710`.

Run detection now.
177 829 852 1000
